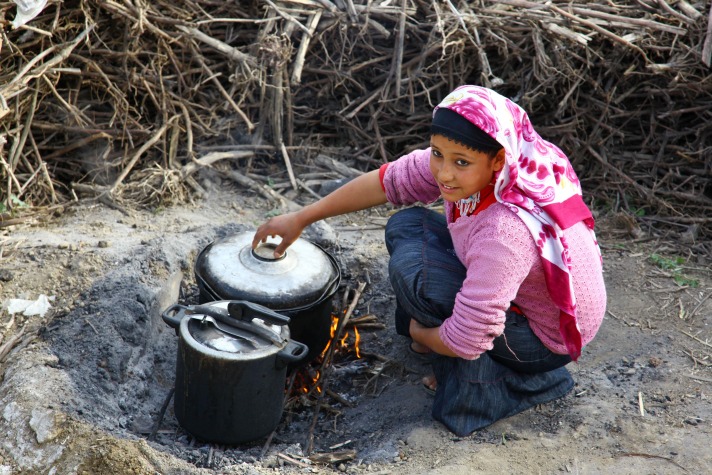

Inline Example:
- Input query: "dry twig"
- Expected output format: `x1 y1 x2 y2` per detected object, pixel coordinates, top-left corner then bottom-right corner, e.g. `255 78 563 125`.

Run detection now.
0 0 709 240
306 281 367 455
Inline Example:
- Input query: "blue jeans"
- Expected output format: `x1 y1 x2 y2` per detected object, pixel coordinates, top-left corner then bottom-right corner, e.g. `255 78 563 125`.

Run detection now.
385 207 574 436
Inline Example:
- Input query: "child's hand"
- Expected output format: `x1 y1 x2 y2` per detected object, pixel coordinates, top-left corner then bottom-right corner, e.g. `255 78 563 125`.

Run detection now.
252 212 305 258
410 318 426 333
409 318 457 357
409 319 432 352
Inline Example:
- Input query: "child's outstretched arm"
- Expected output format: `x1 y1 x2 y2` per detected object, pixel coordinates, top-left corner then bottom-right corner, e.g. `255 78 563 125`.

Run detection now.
252 169 387 257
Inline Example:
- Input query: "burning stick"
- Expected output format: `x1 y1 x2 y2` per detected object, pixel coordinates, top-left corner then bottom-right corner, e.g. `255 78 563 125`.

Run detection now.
346 314 386 333
305 281 367 455
349 314 379 323
314 284 366 384
348 322 386 331
347 314 385 330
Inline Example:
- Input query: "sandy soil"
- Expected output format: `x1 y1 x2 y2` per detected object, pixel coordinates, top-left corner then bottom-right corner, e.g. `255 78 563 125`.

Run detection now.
0 179 711 475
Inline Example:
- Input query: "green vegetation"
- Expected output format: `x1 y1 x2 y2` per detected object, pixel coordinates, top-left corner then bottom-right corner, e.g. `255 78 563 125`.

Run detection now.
649 253 699 288
0 195 29 215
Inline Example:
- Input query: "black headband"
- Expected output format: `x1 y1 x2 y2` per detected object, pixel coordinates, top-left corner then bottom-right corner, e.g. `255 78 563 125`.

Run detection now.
431 107 502 152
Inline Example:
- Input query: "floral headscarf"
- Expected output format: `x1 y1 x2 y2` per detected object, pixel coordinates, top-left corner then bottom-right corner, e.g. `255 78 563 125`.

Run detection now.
435 85 601 361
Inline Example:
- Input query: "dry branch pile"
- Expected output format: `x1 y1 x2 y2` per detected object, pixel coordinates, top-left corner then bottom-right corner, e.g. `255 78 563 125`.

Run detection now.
1 0 711 240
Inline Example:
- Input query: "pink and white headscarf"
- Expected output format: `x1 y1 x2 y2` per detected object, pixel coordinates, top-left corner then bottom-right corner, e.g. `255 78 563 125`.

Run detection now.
435 85 601 361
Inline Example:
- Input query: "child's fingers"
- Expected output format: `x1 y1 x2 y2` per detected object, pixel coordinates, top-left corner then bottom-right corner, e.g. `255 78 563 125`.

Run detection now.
273 236 295 258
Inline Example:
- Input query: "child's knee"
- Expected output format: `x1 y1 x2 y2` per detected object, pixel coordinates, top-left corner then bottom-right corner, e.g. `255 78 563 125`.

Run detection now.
385 207 426 248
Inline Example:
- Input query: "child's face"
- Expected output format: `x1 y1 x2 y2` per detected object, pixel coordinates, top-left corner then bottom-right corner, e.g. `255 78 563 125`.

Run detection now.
429 134 505 203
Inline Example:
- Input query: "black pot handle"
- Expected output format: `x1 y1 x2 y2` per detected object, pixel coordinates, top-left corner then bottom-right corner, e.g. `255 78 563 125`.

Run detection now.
276 339 309 369
227 300 290 326
161 304 190 334
166 302 288 346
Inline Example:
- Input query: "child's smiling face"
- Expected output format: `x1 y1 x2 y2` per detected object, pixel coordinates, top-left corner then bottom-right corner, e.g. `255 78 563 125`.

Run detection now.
429 134 505 203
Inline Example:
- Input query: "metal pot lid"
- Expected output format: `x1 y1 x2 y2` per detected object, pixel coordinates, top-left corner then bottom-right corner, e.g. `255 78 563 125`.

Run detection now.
195 231 339 310
187 317 280 355
184 301 287 357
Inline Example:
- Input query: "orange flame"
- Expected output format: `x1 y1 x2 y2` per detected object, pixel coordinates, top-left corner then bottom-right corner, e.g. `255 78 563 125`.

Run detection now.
312 370 321 394
354 327 361 359
291 313 362 397
318 316 340 360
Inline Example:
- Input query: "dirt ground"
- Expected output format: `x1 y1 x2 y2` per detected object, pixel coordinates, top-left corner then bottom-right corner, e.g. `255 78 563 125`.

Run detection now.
0 173 711 475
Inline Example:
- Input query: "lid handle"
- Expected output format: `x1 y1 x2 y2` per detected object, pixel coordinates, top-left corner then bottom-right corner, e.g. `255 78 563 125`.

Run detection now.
251 242 286 261
227 300 291 326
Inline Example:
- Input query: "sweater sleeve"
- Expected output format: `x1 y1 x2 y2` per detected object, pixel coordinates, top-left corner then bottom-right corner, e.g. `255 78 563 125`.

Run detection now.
439 208 539 359
382 148 441 206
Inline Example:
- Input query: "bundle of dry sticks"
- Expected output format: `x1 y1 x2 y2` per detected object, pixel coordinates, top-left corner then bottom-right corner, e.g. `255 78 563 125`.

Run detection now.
1 0 711 239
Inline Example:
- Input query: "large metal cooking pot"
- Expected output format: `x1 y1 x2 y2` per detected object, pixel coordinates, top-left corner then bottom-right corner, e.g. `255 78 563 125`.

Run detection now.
194 231 341 364
161 300 308 444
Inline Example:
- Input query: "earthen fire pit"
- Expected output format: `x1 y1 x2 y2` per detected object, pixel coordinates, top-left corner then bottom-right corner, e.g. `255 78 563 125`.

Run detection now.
1 189 711 474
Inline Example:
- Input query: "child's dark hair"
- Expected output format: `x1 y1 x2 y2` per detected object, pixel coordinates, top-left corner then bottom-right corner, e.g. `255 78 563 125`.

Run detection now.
431 108 503 158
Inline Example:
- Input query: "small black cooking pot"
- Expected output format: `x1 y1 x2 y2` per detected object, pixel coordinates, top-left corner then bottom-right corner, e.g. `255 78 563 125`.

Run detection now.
194 232 341 364
162 300 308 444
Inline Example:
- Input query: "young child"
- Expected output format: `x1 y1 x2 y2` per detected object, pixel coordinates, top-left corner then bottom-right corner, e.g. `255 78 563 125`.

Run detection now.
252 85 607 436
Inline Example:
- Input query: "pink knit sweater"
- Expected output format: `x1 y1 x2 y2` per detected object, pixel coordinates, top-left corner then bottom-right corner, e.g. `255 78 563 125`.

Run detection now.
382 148 607 359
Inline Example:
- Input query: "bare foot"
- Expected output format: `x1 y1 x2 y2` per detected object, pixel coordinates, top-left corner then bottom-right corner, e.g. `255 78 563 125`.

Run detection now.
410 341 432 354
422 373 437 391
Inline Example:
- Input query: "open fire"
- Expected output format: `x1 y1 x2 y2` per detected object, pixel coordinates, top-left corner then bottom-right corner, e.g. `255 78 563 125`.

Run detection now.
291 312 362 397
